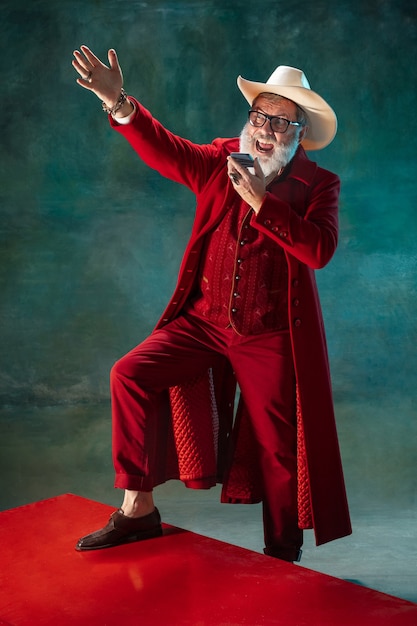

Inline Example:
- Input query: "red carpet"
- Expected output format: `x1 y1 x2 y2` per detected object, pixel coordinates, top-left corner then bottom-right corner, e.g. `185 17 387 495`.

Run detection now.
0 494 416 625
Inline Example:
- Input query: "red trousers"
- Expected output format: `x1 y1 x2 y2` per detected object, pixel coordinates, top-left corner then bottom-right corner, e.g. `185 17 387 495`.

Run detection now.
110 312 303 554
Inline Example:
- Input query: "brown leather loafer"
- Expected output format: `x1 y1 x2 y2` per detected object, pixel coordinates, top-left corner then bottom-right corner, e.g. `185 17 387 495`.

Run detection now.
75 507 162 551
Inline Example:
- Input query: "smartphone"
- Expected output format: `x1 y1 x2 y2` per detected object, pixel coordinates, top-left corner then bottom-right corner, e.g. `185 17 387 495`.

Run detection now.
230 152 255 168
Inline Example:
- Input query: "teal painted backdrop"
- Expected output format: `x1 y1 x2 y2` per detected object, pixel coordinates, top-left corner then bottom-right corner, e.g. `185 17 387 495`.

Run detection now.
1 1 416 510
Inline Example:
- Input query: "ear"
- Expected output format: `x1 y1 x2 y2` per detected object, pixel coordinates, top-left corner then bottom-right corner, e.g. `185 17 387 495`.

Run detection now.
298 125 308 144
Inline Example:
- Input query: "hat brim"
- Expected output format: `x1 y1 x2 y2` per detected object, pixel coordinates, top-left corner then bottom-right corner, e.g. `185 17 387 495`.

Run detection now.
237 76 337 150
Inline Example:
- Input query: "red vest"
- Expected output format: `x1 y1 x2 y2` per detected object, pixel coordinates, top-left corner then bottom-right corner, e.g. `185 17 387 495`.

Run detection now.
187 197 289 335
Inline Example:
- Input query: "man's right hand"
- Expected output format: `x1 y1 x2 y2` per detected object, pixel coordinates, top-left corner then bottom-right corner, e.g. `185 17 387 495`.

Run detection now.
72 45 133 116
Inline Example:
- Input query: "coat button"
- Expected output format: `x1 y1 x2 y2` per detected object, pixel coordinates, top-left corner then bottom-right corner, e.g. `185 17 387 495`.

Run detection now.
292 279 299 288
293 298 300 307
294 318 302 327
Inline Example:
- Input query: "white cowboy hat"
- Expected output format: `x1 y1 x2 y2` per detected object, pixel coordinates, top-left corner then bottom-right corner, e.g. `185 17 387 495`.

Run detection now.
237 66 337 150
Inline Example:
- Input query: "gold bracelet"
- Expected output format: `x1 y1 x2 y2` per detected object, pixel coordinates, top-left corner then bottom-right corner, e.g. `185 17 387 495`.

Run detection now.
102 89 127 115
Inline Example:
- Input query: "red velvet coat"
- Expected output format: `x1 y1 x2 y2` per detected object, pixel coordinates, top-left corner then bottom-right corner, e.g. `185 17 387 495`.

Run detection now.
110 100 352 546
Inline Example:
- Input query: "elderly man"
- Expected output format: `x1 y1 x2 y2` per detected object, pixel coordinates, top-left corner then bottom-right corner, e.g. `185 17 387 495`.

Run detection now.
72 46 351 562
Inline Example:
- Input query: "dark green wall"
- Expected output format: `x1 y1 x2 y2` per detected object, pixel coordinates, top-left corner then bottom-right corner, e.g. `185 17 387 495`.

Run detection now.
1 0 416 423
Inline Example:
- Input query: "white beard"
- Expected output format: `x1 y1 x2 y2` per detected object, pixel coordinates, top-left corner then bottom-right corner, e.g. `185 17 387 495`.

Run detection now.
239 124 300 178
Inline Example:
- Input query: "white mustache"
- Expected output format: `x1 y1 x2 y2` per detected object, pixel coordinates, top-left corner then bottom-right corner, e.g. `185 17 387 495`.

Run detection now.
254 134 277 146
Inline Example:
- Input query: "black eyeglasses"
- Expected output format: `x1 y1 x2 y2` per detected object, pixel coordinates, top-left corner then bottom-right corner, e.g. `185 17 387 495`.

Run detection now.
248 109 303 134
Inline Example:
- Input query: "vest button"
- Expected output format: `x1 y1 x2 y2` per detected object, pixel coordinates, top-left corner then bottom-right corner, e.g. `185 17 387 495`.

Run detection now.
294 318 302 327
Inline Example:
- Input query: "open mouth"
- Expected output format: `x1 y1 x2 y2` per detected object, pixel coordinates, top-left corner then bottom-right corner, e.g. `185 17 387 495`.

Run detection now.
255 140 275 154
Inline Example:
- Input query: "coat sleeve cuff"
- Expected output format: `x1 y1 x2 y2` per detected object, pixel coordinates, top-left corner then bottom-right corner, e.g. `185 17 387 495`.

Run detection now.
251 192 293 245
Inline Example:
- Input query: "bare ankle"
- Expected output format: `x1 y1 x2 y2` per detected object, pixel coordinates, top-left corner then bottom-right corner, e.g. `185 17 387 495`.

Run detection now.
121 490 154 518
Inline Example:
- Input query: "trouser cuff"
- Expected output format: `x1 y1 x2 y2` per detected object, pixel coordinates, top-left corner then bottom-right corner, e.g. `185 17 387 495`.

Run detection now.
263 546 302 562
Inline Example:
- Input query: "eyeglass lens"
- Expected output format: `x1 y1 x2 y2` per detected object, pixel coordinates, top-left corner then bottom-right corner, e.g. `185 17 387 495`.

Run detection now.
248 110 290 133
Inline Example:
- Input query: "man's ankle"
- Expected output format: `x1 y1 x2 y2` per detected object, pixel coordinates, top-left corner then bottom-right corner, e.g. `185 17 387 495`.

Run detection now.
121 491 155 518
